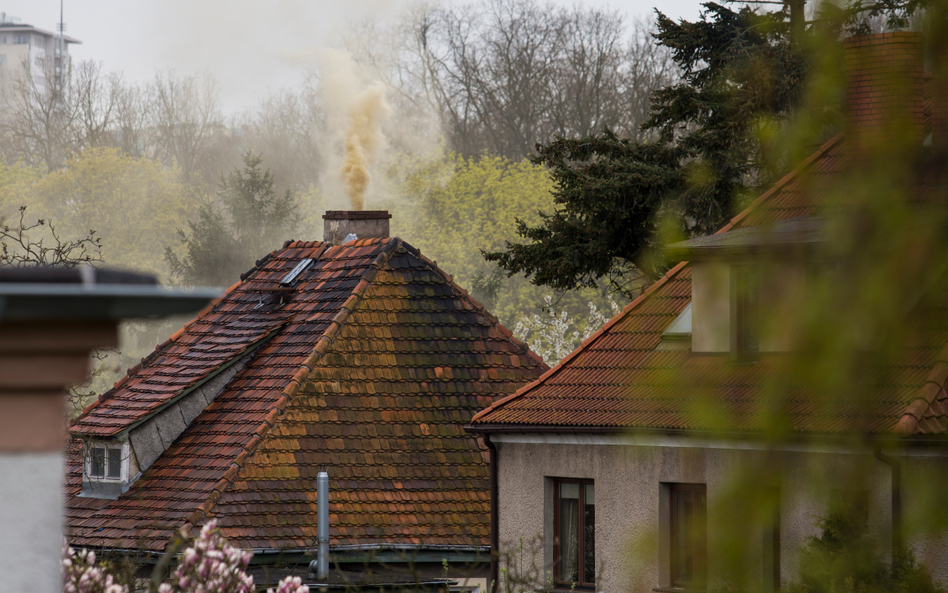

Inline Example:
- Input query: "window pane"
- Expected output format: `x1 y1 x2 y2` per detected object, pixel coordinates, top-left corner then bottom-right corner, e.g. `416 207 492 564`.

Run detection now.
107 448 122 479
558 483 580 583
672 486 707 587
673 489 692 583
91 447 105 478
583 483 595 584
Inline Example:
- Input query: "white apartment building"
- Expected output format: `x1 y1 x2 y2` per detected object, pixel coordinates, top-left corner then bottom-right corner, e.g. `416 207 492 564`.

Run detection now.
0 12 80 113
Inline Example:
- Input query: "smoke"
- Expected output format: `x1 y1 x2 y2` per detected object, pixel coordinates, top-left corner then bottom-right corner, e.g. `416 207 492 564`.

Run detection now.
315 48 391 211
340 83 390 210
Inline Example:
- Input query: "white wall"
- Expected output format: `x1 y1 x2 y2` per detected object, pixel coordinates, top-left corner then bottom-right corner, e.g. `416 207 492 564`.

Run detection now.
0 452 63 593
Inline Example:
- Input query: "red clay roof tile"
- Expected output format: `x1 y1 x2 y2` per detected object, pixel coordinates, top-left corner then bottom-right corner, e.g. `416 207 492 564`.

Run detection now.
66 238 546 551
471 134 948 439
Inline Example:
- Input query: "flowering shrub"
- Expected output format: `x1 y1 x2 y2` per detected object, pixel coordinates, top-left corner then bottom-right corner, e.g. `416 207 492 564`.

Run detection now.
62 541 128 593
157 521 254 593
514 296 620 364
268 575 309 593
64 520 308 593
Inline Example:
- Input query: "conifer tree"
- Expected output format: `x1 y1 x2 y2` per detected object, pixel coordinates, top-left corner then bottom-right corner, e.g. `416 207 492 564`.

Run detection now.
485 3 817 296
165 151 300 286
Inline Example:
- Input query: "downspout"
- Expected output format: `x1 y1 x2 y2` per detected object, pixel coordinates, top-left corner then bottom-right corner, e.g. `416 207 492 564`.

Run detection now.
317 471 329 579
873 448 902 558
484 434 499 593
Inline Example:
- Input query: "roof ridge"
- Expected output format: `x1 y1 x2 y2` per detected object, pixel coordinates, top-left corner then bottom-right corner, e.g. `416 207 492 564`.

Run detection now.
283 240 325 249
403 241 547 370
894 341 948 436
470 261 689 425
470 134 844 427
179 238 402 535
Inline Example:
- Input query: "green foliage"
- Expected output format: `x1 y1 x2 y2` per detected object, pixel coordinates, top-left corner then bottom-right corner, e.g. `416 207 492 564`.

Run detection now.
485 132 682 294
648 2 812 234
786 512 945 593
165 151 301 286
0 148 197 280
385 152 620 326
485 3 820 294
383 154 624 328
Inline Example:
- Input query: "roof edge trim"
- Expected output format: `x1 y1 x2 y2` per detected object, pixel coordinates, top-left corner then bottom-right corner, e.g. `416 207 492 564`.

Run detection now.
717 133 843 236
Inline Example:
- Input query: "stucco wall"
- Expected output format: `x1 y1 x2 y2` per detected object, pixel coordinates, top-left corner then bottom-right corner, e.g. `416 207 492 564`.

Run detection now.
0 452 64 593
494 435 948 592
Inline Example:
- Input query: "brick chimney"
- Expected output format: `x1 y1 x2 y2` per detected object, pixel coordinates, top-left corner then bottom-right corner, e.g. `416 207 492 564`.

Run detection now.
845 32 926 164
322 210 392 245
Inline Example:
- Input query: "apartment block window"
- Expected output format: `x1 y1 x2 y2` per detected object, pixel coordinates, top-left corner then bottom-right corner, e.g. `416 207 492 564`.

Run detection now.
0 55 6 65
554 479 595 588
86 443 123 480
1 35 6 44
671 484 707 589
14 35 27 45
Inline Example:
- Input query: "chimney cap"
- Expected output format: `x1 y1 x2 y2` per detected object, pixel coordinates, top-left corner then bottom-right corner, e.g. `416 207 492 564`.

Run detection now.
322 210 392 220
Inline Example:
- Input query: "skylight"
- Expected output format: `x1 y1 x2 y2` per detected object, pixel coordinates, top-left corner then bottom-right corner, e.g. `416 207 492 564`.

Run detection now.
280 259 314 286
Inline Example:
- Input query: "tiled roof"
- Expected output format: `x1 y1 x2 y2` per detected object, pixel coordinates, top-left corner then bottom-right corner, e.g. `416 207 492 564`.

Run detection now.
66 238 546 551
470 134 948 437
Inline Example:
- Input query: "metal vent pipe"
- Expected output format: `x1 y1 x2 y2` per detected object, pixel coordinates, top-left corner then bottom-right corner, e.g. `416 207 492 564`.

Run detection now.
317 471 329 579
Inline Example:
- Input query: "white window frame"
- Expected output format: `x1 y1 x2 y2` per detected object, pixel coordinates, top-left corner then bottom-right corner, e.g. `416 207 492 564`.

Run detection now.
83 441 129 483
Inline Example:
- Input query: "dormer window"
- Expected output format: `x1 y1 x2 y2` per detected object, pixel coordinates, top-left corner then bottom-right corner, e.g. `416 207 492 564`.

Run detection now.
81 440 132 499
89 445 123 480
665 216 826 356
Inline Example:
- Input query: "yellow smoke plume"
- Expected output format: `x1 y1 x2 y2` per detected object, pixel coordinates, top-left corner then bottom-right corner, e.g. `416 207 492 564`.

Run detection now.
339 83 390 211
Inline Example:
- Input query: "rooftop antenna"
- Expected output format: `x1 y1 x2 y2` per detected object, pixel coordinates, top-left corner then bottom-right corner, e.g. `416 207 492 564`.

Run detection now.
57 0 65 90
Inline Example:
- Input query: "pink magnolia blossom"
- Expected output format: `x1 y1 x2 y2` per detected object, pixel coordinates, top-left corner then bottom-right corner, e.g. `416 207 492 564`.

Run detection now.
267 575 310 593
160 520 254 593
62 540 128 593
64 521 307 593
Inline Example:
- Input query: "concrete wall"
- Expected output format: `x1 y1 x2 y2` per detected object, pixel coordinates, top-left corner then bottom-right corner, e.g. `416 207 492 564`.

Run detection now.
493 435 948 592
0 452 64 593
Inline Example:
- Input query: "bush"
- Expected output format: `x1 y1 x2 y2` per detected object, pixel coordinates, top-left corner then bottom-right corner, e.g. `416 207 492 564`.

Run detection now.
786 511 944 593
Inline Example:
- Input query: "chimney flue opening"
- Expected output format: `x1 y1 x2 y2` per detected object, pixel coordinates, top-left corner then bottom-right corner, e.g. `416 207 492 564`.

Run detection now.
322 210 392 246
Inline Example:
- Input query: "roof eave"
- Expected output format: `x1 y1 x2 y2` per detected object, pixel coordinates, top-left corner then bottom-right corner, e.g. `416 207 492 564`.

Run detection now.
465 423 948 449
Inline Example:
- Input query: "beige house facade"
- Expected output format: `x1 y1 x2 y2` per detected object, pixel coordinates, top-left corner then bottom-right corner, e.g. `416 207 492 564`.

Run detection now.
487 434 948 591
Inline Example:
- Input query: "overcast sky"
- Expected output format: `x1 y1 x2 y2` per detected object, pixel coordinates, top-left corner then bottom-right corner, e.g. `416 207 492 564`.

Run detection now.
2 0 708 114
